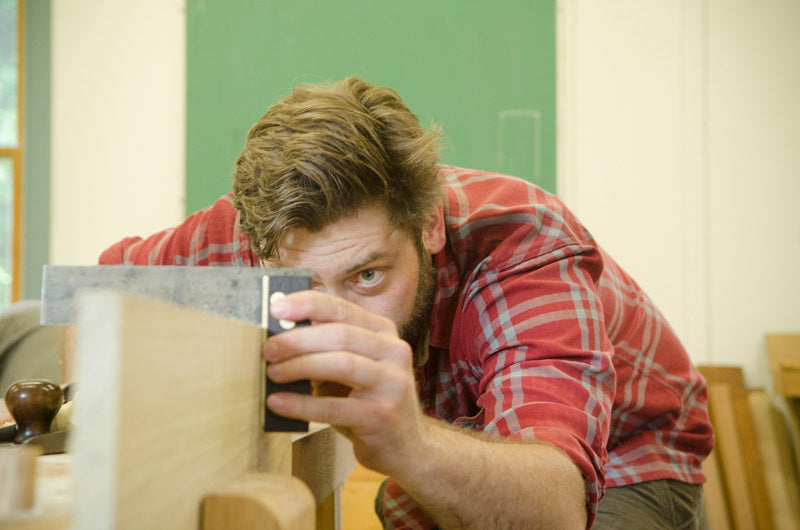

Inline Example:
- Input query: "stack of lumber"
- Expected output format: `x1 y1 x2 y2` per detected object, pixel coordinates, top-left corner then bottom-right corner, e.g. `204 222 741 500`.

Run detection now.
699 353 800 529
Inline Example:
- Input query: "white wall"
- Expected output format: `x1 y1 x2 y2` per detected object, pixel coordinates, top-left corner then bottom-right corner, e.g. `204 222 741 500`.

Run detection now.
558 0 800 388
50 0 186 265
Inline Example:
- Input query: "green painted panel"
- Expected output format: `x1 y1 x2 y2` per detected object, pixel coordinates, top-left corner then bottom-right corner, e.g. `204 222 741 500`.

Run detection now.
187 1 555 214
22 0 51 300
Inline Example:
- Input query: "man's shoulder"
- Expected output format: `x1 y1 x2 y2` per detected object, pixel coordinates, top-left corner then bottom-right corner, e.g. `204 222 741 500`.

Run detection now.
207 193 239 218
186 194 242 238
438 166 566 217
438 165 535 189
97 193 255 266
438 166 588 245
433 165 602 302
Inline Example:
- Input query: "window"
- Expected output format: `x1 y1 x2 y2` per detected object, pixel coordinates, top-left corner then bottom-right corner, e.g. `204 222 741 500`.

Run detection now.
0 0 21 308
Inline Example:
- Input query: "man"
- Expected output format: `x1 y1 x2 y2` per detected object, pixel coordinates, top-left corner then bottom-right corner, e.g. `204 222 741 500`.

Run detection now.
99 78 713 528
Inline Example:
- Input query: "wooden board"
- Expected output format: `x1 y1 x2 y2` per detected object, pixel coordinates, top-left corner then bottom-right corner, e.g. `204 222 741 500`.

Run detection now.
732 390 773 529
71 290 298 529
202 473 315 530
748 389 800 529
701 448 732 530
706 382 757 529
765 334 800 396
0 446 41 513
72 290 266 528
699 365 774 529
292 424 355 507
782 398 800 511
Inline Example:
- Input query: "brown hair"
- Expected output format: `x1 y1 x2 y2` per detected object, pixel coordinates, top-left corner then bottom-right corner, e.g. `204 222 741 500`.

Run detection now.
232 77 443 260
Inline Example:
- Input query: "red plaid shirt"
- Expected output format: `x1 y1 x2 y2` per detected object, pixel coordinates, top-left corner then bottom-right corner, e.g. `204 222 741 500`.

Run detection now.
100 167 713 528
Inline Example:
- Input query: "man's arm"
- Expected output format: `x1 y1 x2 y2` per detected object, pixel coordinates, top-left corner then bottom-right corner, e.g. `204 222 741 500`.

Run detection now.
399 417 587 529
263 291 588 528
97 194 257 267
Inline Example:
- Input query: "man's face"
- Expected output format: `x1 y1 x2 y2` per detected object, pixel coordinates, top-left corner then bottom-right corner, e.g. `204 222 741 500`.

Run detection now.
268 205 442 346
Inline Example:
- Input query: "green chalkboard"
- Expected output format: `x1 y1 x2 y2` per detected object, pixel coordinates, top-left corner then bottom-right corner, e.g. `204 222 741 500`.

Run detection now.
186 1 555 214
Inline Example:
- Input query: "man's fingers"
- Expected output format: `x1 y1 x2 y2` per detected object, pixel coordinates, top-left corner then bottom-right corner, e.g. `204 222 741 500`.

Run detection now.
264 321 412 365
266 391 382 429
270 290 397 335
268 351 383 390
0 399 12 426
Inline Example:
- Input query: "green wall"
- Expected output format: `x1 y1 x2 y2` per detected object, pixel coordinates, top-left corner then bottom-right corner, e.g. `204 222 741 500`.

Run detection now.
186 0 556 214
22 0 50 299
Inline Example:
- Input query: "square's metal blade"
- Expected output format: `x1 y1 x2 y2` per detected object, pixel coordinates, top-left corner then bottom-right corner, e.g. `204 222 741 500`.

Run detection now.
41 265 312 327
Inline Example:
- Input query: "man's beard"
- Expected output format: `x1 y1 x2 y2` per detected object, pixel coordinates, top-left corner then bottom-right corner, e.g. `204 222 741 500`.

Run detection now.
398 247 437 351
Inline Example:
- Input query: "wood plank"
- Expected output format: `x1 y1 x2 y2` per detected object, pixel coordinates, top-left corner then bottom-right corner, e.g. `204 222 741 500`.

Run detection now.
698 365 746 389
701 448 732 530
202 473 315 530
748 390 800 529
292 425 355 506
0 446 41 513
0 514 69 530
706 383 757 529
771 401 800 526
315 491 336 530
699 365 774 529
765 334 800 396
783 398 800 505
732 389 773 529
71 290 274 530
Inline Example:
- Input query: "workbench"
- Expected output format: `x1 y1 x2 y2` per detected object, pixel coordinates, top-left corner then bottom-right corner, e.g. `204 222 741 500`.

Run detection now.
0 290 355 529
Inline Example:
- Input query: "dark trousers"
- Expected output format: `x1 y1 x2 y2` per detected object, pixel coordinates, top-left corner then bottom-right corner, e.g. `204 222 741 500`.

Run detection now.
593 479 704 529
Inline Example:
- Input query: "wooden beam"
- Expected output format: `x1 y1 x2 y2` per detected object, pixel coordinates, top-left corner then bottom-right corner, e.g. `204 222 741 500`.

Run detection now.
202 473 315 530
706 382 757 529
71 290 300 529
765 334 800 397
700 365 774 529
748 389 800 529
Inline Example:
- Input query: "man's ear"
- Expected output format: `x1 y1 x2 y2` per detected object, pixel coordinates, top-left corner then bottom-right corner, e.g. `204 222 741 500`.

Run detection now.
421 204 446 254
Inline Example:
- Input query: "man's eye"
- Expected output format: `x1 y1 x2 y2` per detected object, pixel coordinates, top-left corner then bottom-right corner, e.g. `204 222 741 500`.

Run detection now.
357 269 381 285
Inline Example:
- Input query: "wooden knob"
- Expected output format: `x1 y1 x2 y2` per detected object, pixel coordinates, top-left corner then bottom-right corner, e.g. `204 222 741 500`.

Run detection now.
4 380 64 444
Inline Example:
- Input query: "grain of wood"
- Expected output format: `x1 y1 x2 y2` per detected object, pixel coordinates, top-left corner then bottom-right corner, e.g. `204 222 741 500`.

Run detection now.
701 448 731 530
706 383 756 529
700 365 775 529
72 291 278 530
765 335 800 397
748 389 800 529
0 445 41 513
202 473 315 530
292 425 355 506
732 388 773 529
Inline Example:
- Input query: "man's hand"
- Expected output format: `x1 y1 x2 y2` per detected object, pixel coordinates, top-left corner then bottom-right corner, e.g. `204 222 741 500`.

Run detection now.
263 290 424 477
263 290 587 529
0 398 12 426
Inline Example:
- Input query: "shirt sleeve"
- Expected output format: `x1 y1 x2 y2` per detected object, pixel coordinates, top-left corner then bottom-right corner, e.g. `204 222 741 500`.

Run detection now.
380 480 439 529
454 243 616 526
98 194 258 266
